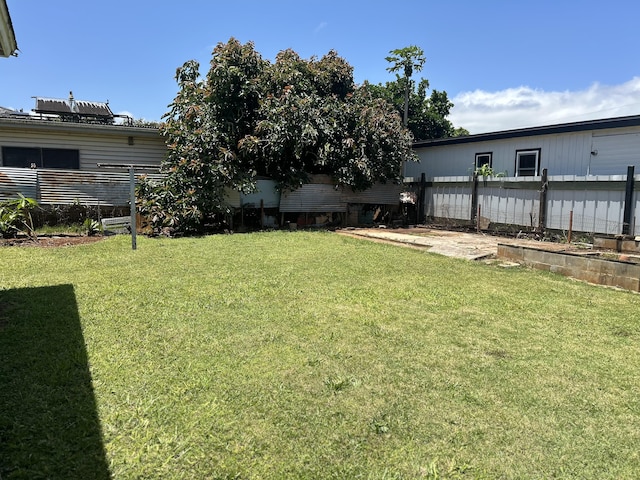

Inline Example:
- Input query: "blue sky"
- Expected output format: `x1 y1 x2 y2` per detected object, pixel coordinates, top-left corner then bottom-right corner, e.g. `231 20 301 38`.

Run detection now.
2 0 640 133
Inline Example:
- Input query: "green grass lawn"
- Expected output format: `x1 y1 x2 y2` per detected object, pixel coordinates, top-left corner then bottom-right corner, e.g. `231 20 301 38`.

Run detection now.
1 231 640 479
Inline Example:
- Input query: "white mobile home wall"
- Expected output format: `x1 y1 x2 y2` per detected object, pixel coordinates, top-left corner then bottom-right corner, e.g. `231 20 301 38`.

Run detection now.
0 117 166 171
0 117 166 206
409 116 640 236
407 124 640 178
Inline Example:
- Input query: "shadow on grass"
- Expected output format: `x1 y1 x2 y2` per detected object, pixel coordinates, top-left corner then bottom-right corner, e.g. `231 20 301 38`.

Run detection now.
0 285 110 479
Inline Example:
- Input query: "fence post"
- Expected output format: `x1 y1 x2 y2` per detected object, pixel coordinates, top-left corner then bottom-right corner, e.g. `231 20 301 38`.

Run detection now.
129 167 137 251
568 210 573 244
470 172 479 223
418 173 426 224
538 168 548 232
622 165 635 235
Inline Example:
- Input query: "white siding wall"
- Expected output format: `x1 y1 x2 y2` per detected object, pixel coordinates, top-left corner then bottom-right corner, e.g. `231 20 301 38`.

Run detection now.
0 121 166 170
406 128 640 179
590 128 640 175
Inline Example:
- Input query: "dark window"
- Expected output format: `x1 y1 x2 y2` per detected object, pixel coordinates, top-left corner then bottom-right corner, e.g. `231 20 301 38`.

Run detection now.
475 152 492 169
42 148 80 169
515 149 540 176
2 147 40 168
1 147 80 169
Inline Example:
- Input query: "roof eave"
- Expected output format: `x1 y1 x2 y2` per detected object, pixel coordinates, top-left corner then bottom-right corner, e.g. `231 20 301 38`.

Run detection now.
0 0 18 58
0 116 162 137
413 114 640 149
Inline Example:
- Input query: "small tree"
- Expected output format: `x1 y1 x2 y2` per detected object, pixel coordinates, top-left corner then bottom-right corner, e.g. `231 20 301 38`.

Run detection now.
371 50 468 141
385 46 426 127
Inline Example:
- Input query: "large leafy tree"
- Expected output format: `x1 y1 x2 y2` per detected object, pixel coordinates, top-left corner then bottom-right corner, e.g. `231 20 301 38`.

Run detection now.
139 38 416 235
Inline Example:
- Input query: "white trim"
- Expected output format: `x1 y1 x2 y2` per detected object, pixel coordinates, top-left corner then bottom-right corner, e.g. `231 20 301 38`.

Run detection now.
515 149 540 177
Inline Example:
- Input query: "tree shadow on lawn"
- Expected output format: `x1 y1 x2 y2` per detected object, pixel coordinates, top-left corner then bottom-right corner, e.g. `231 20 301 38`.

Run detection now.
0 285 110 479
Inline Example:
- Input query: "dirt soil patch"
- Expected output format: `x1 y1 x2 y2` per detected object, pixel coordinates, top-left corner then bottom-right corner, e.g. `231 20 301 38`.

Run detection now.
0 235 105 248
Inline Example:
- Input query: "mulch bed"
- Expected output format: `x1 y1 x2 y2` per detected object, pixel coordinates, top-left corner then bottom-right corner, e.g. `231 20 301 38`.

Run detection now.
0 235 105 248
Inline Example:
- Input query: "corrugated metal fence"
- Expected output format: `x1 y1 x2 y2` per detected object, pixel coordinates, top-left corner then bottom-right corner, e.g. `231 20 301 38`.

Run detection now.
0 168 404 216
280 182 403 212
0 167 163 206
427 174 640 236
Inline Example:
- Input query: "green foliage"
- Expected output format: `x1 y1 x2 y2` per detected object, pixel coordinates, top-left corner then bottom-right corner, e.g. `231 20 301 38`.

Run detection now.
130 118 161 128
371 45 468 140
385 45 426 127
139 38 416 235
82 218 102 236
368 77 461 141
0 194 38 239
385 45 426 84
475 163 495 177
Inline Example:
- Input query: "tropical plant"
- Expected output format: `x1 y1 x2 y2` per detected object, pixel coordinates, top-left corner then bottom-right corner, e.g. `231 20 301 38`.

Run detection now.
475 163 495 178
385 45 426 127
369 48 467 140
83 218 102 236
0 194 38 239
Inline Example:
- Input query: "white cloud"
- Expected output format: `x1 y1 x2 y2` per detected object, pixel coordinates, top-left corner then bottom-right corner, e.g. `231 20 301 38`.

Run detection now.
314 22 328 34
449 77 640 134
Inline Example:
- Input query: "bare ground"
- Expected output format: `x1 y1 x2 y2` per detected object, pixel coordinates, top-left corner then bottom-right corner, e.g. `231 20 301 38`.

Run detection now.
0 235 105 248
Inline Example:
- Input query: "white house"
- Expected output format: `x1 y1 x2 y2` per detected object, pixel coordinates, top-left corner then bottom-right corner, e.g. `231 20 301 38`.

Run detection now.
406 115 640 179
404 115 640 236
0 101 166 205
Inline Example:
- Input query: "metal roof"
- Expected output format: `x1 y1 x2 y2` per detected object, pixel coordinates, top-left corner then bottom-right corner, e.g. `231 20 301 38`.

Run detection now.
413 114 640 149
0 0 17 57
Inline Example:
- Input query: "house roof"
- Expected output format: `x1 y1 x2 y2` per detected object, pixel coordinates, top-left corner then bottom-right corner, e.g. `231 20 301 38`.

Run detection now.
413 114 640 149
0 0 17 57
0 114 161 138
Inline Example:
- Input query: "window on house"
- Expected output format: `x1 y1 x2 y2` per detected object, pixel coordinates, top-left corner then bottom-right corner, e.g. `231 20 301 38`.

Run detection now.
475 152 492 169
515 149 540 176
1 147 80 169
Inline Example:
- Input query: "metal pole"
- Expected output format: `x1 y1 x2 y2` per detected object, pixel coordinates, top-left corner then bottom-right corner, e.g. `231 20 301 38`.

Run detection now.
130 167 137 250
418 172 426 224
622 165 635 235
